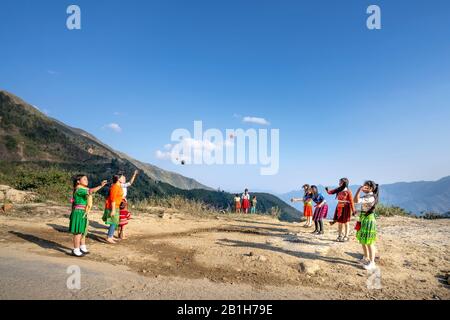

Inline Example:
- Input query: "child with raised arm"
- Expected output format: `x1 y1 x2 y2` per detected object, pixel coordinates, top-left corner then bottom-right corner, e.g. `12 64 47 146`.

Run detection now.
69 175 107 257
311 185 328 235
103 175 123 244
354 180 379 271
291 184 313 227
118 170 139 240
326 178 355 242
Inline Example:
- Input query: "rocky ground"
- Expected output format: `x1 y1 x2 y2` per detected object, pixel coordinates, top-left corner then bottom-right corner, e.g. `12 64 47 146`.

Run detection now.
0 202 449 300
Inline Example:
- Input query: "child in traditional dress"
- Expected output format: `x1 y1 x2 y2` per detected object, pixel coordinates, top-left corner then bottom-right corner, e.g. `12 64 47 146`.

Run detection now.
311 185 328 235
69 175 107 257
102 175 124 244
250 196 257 214
242 189 251 214
354 180 379 271
234 194 241 213
326 178 355 242
117 170 138 240
291 184 313 227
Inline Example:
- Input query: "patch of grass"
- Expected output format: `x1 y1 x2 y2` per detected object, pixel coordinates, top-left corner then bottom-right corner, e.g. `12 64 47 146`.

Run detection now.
134 195 221 216
375 204 409 217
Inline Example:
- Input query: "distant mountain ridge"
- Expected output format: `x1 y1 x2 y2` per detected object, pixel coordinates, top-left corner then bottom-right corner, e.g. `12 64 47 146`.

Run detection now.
0 90 300 221
279 177 450 216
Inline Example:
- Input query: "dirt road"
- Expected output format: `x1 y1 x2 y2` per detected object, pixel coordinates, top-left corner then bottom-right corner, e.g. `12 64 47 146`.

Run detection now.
0 203 449 300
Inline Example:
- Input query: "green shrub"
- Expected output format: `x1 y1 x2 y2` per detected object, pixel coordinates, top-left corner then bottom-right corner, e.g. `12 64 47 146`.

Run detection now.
375 204 409 217
0 165 74 203
4 135 18 151
422 212 448 220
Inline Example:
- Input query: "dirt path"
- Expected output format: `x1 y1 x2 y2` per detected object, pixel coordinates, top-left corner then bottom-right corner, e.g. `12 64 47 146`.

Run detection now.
0 204 449 300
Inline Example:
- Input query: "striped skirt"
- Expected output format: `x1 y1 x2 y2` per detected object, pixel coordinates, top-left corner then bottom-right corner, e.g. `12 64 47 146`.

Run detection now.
313 204 329 221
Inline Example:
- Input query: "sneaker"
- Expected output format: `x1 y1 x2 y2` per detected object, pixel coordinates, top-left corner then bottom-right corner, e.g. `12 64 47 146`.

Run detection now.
364 262 377 271
312 230 319 234
318 231 324 235
336 236 343 242
72 248 83 257
80 245 89 255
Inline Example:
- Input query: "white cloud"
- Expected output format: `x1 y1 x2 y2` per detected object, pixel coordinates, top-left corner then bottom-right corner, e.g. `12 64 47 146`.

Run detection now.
156 138 220 163
103 123 122 133
47 70 59 75
242 116 270 126
181 138 217 152
155 150 172 160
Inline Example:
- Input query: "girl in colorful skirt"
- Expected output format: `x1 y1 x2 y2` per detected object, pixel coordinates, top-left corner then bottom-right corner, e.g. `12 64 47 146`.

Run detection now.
234 194 241 213
354 180 379 271
291 184 314 228
118 201 131 239
117 170 138 240
242 189 251 214
250 196 257 214
311 185 328 235
69 175 107 257
326 178 355 242
102 175 124 244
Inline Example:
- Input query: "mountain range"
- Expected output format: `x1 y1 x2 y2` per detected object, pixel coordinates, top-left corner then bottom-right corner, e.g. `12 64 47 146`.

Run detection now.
0 90 300 221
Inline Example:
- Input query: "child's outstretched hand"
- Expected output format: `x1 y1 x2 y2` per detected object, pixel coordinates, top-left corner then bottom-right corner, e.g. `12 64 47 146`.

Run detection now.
101 180 108 187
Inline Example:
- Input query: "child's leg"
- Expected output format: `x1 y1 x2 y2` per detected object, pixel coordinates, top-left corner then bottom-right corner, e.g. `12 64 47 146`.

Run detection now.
119 225 127 239
362 244 368 259
107 224 116 242
344 222 349 238
368 244 377 264
80 235 90 253
73 234 82 249
318 219 324 233
338 223 342 237
313 220 318 232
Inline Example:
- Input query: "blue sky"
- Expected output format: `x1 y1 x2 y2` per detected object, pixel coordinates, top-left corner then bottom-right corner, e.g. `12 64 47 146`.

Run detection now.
1 0 450 193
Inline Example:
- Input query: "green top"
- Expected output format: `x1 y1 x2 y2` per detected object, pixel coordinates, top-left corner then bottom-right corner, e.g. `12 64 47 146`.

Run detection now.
73 187 89 206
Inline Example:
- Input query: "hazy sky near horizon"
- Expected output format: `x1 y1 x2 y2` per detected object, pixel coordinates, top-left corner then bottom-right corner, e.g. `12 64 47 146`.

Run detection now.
1 0 450 193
